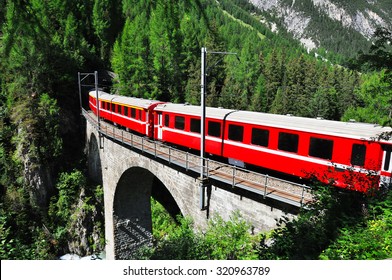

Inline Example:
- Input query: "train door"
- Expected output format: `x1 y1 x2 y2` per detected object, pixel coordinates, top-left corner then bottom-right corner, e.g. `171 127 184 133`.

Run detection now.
147 110 156 138
381 146 392 187
145 110 150 136
157 112 163 140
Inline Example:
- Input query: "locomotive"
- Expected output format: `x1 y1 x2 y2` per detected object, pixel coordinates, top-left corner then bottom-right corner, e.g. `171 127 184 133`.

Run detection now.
89 90 392 193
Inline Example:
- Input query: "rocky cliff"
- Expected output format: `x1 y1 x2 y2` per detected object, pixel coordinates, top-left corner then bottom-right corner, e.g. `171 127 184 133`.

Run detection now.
248 0 392 52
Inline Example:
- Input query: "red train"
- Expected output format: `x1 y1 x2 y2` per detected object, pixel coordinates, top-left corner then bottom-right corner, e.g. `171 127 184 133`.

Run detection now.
89 90 392 193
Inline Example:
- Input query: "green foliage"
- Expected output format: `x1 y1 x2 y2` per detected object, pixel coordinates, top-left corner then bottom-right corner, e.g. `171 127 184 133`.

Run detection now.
47 170 105 256
202 212 259 260
49 170 86 223
0 211 16 259
150 198 178 240
355 27 392 71
152 216 202 260
111 15 151 97
138 205 260 260
36 93 63 161
258 186 365 259
149 0 183 102
110 0 376 122
343 70 392 125
47 169 86 250
92 0 123 63
0 211 52 259
258 186 392 260
320 190 392 260
0 0 111 258
0 186 53 259
1 0 391 260
344 26 392 130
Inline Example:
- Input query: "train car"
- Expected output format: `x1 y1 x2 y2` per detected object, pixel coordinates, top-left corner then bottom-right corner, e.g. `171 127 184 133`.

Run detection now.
153 103 234 154
88 90 163 138
154 102 392 192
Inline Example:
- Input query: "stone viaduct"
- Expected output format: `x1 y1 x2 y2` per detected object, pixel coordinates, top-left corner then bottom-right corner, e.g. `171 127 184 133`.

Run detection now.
85 112 308 260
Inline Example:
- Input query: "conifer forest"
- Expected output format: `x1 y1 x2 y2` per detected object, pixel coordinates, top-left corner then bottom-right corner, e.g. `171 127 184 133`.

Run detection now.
0 0 391 260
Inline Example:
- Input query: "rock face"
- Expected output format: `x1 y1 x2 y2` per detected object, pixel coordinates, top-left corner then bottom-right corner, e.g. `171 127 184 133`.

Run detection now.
248 0 392 51
312 0 388 38
23 156 55 207
67 188 105 257
15 125 55 208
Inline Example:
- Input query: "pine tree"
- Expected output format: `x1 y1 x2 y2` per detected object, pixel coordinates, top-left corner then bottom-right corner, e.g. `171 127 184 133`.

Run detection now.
149 0 183 101
184 59 201 105
111 15 151 97
309 87 338 120
357 27 392 71
202 20 227 107
264 49 284 112
249 53 267 112
333 67 361 119
92 0 123 63
180 10 203 103
284 55 309 116
342 70 392 125
270 87 289 115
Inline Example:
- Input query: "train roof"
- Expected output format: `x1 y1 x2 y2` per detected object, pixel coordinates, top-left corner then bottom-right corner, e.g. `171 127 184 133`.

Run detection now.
155 102 392 143
89 90 162 109
230 110 392 142
156 103 234 119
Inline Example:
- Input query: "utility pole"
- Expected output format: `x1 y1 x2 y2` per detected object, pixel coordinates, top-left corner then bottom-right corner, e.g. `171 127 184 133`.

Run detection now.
199 47 208 210
199 48 238 210
78 71 102 148
78 72 82 112
94 70 101 132
200 47 207 182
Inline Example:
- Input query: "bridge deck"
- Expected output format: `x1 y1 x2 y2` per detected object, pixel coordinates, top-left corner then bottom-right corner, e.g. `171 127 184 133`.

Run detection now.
83 110 313 208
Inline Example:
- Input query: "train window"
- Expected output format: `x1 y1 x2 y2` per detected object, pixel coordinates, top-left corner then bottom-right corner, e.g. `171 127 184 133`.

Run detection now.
251 128 269 147
118 105 123 114
208 121 221 137
175 116 185 130
228 124 244 142
131 108 136 119
111 103 115 112
309 137 334 160
190 118 201 133
278 132 299 153
383 148 391 171
164 114 170 127
351 144 366 166
124 106 128 117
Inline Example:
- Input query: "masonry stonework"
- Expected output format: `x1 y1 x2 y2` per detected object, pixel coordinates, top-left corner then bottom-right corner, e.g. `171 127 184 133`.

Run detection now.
86 121 294 260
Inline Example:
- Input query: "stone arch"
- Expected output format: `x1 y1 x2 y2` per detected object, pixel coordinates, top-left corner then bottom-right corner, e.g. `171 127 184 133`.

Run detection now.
112 166 182 259
87 133 102 185
151 176 182 220
113 167 153 259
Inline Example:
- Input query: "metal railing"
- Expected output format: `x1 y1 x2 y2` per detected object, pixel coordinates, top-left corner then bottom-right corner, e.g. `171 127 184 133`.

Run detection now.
83 109 312 207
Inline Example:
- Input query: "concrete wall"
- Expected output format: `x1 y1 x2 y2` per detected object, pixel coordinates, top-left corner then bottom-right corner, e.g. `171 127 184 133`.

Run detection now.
86 121 294 260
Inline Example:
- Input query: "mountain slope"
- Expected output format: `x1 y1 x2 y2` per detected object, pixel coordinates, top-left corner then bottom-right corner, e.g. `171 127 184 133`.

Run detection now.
248 0 392 57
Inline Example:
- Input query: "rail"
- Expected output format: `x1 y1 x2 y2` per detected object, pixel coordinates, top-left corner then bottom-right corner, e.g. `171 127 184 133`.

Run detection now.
83 109 313 207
